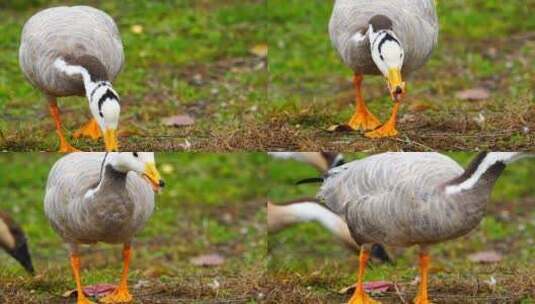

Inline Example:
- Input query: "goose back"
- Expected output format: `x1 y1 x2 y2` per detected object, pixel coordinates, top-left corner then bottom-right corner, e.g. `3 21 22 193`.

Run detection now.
19 6 124 97
329 0 438 75
44 153 153 245
318 153 493 247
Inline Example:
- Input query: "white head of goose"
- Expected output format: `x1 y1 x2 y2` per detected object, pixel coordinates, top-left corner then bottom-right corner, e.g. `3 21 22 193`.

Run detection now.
19 6 124 152
299 152 532 304
44 152 164 304
0 211 34 274
329 0 438 138
268 152 348 238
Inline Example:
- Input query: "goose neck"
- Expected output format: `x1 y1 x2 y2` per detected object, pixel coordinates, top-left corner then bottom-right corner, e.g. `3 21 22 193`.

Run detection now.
444 152 524 196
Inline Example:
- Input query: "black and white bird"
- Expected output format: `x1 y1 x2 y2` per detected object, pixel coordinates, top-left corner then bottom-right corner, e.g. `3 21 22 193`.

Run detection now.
329 0 438 138
0 211 34 274
19 6 124 152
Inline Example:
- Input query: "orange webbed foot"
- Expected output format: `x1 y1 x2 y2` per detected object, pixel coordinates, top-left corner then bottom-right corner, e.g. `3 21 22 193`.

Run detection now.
348 293 382 304
348 110 381 131
99 287 133 304
364 124 399 138
74 118 102 141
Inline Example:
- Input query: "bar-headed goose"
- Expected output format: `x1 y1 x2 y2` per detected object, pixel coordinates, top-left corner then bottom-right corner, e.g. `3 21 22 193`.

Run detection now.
268 152 350 242
329 0 438 138
19 6 124 152
0 211 34 274
44 152 164 304
304 152 532 304
268 152 390 262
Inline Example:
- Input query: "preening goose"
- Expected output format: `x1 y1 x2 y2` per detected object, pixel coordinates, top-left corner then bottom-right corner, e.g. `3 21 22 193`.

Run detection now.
308 152 532 304
0 211 34 274
268 152 347 239
329 0 438 138
44 152 164 304
268 153 347 237
19 6 124 152
268 152 390 262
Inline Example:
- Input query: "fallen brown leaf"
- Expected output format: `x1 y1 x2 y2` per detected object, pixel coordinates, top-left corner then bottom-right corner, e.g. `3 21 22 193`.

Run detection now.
161 114 195 127
409 101 432 112
63 284 116 298
455 87 491 101
468 250 503 263
338 281 394 294
189 253 225 267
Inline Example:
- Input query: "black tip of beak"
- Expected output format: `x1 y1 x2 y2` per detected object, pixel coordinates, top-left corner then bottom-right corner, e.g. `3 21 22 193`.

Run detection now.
159 180 165 188
11 242 35 275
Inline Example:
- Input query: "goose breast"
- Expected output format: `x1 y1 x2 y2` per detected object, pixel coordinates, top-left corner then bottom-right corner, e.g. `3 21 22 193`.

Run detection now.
44 153 154 244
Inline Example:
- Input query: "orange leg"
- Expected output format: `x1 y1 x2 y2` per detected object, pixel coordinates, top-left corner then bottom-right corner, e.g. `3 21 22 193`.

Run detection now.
347 74 381 131
70 254 96 304
413 251 432 304
347 247 381 304
101 244 133 303
74 118 102 140
48 98 79 152
365 101 400 138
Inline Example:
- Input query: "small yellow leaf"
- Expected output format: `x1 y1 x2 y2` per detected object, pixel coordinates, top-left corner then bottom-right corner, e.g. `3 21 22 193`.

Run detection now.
250 43 268 58
131 24 144 34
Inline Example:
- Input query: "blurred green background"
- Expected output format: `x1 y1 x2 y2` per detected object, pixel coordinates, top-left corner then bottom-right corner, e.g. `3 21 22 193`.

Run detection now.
267 0 535 151
268 153 535 303
0 0 267 151
0 153 268 303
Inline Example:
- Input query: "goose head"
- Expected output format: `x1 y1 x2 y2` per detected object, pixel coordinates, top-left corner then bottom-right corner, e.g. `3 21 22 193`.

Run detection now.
0 213 34 274
368 22 406 102
88 82 120 152
107 152 165 192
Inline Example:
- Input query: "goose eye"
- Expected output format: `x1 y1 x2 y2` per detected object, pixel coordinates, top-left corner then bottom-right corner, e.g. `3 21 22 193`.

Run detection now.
380 54 384 61
133 152 139 158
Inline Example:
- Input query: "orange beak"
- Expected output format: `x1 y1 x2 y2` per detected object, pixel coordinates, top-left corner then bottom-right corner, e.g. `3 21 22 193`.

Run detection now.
143 163 165 192
387 68 406 102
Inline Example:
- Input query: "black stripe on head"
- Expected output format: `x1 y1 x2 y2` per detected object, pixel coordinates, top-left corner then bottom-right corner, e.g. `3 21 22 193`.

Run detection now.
89 82 108 101
98 89 119 118
377 33 400 55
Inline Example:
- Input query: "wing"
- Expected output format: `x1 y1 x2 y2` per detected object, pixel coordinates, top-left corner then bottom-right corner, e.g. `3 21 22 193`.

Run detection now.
318 153 461 216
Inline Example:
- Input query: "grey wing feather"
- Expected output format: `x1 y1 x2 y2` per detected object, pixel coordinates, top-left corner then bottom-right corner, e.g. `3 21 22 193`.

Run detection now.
19 6 124 96
318 152 464 246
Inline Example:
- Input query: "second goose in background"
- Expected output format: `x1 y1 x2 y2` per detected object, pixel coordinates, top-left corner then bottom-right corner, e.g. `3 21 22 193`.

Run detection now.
44 152 164 304
313 152 531 304
0 211 34 274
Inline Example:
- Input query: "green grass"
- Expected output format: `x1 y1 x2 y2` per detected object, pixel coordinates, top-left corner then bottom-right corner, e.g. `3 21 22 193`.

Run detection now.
266 0 535 151
0 153 268 303
0 0 267 151
267 153 535 303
